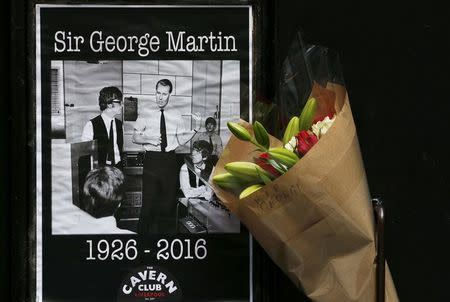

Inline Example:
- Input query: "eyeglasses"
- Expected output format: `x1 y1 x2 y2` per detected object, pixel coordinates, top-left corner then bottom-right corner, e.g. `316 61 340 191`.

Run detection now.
112 100 122 105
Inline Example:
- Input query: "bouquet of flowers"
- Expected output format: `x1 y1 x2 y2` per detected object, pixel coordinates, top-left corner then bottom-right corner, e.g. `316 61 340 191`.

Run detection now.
214 85 336 199
211 33 399 302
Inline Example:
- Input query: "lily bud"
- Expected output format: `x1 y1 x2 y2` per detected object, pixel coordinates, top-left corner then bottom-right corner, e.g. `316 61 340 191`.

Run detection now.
227 122 252 142
269 147 299 161
213 173 246 190
225 161 274 182
253 121 270 150
299 97 317 131
282 116 300 145
239 184 264 199
268 147 299 168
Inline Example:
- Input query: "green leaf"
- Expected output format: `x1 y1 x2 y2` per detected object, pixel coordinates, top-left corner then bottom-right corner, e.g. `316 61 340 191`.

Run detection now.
267 159 288 174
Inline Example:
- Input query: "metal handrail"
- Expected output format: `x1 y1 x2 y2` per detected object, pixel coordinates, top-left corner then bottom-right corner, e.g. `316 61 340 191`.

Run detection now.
372 198 385 302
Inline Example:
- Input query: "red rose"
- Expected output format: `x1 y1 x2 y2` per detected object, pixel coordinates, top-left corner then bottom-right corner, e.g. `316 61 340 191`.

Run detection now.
295 131 318 156
254 153 281 177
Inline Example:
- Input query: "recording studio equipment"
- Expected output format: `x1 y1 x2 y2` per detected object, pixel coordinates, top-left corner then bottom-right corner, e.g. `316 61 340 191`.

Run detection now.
51 139 99 210
115 151 145 232
177 197 240 234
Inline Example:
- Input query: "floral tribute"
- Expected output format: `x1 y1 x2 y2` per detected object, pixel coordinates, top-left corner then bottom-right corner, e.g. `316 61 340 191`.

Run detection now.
213 96 336 199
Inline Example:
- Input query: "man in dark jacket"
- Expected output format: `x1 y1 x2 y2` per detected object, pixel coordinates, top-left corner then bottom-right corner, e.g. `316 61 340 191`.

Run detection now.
81 86 124 168
179 140 214 200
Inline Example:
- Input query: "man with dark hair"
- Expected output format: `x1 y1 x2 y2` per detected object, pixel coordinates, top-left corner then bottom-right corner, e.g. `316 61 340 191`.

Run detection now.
133 79 201 234
67 166 133 234
193 140 213 161
82 166 125 218
82 86 124 168
193 117 223 164
179 140 214 200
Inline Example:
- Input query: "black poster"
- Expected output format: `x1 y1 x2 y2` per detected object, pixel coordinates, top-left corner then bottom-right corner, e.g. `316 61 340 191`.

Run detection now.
36 4 253 302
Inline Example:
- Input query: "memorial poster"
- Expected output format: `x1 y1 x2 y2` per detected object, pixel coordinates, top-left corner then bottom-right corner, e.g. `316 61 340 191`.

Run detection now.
36 4 253 301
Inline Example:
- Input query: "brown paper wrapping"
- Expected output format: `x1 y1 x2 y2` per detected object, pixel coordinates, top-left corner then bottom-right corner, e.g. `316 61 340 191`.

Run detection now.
211 84 399 301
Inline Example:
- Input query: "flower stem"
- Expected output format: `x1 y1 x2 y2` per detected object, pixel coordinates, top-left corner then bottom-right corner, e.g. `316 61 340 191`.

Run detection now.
250 139 267 152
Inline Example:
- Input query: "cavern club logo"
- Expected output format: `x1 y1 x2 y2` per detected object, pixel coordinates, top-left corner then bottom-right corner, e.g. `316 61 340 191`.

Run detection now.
117 266 182 302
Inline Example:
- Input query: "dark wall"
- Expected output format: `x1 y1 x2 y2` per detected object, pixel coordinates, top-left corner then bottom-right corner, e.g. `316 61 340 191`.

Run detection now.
5 1 449 302
1 0 11 301
272 2 449 301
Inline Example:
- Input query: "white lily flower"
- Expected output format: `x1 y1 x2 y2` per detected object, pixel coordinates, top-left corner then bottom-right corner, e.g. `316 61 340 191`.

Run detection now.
284 136 297 151
312 115 336 138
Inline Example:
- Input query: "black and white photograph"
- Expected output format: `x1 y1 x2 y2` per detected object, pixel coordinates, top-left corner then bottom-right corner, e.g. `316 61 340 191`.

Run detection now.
51 60 241 235
33 5 253 302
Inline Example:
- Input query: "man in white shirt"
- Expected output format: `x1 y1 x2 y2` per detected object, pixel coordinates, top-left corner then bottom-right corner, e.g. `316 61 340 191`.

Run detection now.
81 86 124 168
132 79 200 234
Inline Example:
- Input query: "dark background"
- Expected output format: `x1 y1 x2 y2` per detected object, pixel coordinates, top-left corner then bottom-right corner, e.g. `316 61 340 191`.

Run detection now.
256 1 449 301
4 1 450 302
